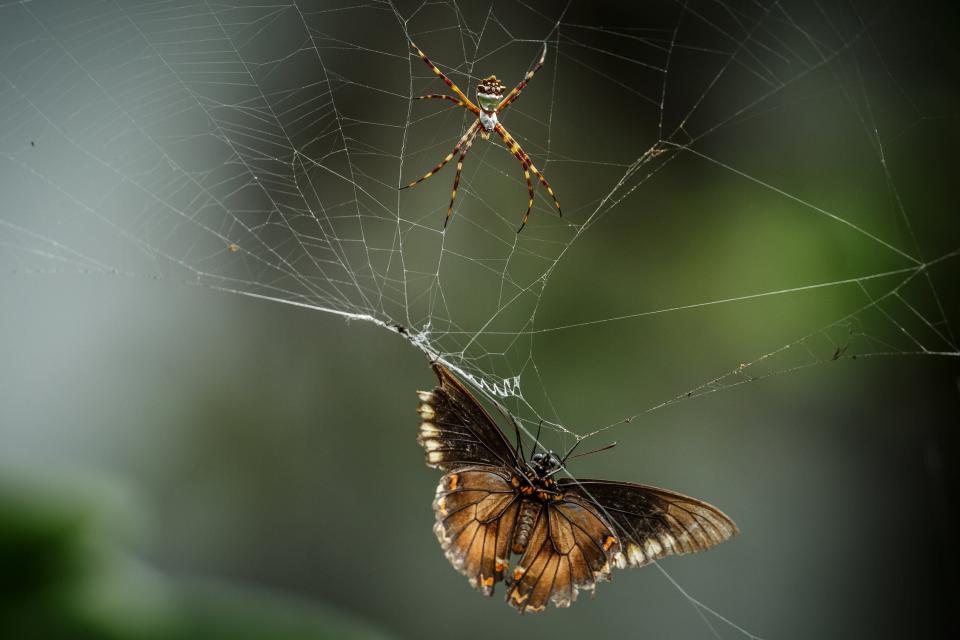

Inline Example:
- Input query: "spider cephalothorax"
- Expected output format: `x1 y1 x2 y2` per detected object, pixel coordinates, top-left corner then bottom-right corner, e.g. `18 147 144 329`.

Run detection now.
402 43 561 232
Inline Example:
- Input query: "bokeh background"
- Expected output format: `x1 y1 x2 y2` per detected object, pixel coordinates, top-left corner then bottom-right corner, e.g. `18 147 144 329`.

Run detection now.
1 1 958 638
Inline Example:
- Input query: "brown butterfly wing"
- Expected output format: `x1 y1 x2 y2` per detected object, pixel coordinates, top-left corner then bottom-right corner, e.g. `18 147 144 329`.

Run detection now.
433 467 520 595
558 479 738 567
505 499 620 613
417 364 737 610
416 363 520 471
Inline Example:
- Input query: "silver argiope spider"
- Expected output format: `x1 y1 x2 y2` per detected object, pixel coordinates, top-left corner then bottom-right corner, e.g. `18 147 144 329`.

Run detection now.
402 42 562 232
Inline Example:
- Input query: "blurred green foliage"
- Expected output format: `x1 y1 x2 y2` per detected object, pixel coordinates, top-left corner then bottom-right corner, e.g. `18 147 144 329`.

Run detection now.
0 475 392 640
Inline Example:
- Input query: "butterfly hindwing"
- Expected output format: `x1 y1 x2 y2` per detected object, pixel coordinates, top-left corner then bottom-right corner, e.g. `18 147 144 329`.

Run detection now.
505 499 620 613
558 479 737 567
417 363 520 470
433 467 519 595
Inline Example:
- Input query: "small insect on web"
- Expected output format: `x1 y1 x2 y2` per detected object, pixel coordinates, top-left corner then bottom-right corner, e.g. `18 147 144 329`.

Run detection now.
402 42 562 232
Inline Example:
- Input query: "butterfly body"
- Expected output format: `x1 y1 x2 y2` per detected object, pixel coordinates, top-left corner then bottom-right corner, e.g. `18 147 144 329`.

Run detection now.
511 498 541 554
417 363 737 613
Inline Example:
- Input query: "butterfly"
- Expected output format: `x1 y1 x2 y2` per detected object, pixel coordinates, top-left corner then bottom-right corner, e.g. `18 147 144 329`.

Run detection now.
416 363 738 613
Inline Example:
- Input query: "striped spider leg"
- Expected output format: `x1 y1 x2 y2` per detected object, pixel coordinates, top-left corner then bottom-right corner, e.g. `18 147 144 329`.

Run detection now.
401 120 481 227
497 43 547 113
403 41 561 232
409 42 480 115
494 123 561 232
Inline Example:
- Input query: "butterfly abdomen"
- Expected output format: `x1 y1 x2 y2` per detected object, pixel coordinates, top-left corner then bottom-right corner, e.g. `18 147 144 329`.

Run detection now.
512 499 541 554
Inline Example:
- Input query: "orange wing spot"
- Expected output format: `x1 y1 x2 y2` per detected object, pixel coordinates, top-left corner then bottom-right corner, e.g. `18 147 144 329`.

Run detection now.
511 477 520 488
495 559 506 573
481 575 494 587
510 589 528 604
513 567 526 582
603 535 617 551
448 474 459 490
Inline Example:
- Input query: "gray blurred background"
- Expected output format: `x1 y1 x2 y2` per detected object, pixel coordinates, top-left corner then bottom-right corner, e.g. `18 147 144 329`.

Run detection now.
1 1 958 639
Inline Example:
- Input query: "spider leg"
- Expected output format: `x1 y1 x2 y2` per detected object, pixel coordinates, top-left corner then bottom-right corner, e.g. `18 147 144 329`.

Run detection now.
494 123 561 230
410 42 480 115
445 127 480 228
518 167 536 232
415 94 466 108
402 121 481 190
496 43 547 113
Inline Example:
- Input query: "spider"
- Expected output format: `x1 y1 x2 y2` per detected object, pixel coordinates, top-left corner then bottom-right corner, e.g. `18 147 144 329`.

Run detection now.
402 42 561 232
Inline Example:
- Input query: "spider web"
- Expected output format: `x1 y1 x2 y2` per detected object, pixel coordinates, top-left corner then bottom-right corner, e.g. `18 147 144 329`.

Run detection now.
1 0 957 636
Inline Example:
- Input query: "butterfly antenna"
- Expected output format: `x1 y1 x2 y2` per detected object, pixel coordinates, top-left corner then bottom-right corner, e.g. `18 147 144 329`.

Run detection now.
564 441 618 463
559 438 584 465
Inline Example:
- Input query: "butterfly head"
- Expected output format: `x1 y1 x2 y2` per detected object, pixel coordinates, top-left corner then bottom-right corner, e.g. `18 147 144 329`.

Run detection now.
530 451 563 477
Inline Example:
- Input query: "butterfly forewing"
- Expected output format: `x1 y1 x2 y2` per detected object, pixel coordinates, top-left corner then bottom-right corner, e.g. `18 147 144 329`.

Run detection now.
416 363 520 470
558 479 738 567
